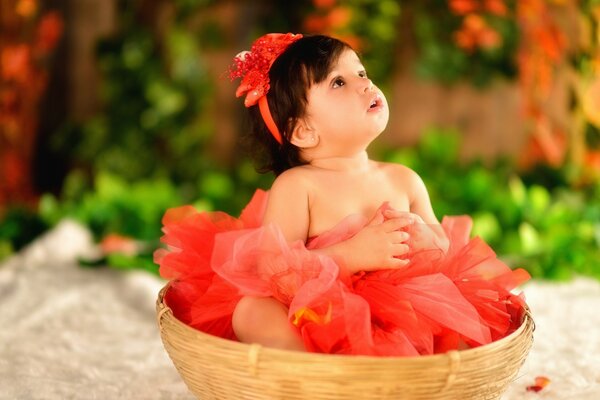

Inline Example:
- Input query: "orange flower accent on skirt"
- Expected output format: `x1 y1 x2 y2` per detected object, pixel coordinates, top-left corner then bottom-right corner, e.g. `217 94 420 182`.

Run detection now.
292 303 333 326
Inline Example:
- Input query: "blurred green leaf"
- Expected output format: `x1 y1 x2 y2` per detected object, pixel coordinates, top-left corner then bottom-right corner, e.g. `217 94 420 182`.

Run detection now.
509 176 527 208
107 253 159 275
0 207 49 256
0 240 13 261
472 212 502 243
527 185 551 221
199 172 235 200
519 222 543 256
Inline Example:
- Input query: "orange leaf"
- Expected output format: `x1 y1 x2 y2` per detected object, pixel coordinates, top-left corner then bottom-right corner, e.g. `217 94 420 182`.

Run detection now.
593 6 600 23
581 77 600 127
538 28 566 62
584 151 600 171
536 118 566 166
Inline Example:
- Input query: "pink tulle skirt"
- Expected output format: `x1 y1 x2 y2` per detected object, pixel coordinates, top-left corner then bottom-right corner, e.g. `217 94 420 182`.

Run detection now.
154 189 529 356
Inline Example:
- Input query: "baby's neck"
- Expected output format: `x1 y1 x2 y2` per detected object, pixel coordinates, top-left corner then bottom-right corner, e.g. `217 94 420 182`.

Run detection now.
308 151 371 172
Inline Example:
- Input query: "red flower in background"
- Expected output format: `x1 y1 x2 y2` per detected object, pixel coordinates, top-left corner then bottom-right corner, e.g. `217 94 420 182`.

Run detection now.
15 0 37 19
514 0 572 172
584 151 600 172
0 88 20 139
1 45 31 84
454 14 502 52
303 2 359 51
449 0 479 15
484 0 507 16
1 151 26 191
35 12 64 54
304 15 329 33
0 3 63 211
450 0 509 52
327 6 352 30
312 0 336 9
450 0 507 16
518 113 567 169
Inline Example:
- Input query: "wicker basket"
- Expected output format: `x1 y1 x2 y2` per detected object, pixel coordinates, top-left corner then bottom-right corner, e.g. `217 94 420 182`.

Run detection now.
156 285 534 400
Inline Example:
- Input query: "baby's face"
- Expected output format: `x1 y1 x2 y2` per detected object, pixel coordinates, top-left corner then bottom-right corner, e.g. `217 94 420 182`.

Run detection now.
303 49 389 156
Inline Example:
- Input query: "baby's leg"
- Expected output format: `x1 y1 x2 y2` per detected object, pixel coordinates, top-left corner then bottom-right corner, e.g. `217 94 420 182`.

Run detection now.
232 296 305 351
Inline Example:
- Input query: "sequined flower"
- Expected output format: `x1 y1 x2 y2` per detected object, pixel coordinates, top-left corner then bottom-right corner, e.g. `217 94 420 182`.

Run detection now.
229 33 303 107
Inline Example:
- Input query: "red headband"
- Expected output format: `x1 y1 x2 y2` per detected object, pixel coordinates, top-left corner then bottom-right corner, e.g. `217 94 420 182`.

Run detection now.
229 33 303 144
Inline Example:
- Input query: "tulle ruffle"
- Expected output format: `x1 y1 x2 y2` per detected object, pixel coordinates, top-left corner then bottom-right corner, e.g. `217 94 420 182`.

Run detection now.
155 190 529 355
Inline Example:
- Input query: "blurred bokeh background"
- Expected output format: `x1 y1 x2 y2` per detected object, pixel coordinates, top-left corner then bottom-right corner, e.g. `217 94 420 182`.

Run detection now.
1 0 599 281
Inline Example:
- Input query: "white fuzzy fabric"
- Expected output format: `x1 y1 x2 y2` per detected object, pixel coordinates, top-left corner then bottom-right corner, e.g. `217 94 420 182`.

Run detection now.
0 220 599 399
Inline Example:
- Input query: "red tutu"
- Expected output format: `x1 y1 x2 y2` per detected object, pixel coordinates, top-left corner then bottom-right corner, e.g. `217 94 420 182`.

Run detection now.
155 189 529 356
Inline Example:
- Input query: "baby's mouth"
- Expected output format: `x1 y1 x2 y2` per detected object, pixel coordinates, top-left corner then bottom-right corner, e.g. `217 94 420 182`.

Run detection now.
368 96 383 111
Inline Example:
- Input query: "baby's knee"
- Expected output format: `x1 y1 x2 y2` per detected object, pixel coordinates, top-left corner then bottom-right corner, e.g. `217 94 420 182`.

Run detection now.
232 296 260 335
232 296 304 351
232 296 283 337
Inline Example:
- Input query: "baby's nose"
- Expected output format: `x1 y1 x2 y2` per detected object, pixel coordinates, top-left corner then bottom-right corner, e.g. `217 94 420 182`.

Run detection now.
362 79 374 93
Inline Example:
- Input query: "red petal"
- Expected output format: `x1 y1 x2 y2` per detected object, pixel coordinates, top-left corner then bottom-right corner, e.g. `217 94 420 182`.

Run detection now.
526 385 544 392
535 375 551 387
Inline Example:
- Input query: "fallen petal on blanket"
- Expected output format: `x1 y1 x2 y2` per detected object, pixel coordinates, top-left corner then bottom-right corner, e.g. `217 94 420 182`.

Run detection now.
526 375 551 393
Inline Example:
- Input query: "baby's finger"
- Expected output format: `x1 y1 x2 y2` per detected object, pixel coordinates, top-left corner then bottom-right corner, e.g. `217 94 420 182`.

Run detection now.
388 257 410 269
384 210 425 225
388 231 410 243
391 243 410 256
382 216 413 232
383 209 412 219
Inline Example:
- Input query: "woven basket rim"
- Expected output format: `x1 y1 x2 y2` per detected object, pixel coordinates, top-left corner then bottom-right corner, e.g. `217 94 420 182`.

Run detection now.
157 283 533 362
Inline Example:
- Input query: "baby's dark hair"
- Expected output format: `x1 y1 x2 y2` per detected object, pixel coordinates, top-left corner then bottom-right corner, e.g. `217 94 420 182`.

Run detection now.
242 35 352 176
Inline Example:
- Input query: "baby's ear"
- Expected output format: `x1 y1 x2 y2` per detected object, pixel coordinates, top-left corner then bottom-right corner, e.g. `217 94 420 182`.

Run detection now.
289 118 318 148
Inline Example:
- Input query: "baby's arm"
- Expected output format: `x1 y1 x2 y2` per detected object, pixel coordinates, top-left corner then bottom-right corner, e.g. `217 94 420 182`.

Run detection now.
311 216 412 274
395 165 449 251
262 169 311 243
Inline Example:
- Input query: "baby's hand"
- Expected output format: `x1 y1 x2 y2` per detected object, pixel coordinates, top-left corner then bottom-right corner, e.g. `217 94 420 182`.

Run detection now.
342 211 413 273
383 209 447 253
382 209 424 225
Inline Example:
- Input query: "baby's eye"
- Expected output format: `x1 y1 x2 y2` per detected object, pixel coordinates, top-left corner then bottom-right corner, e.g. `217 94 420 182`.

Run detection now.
359 70 368 78
332 77 345 88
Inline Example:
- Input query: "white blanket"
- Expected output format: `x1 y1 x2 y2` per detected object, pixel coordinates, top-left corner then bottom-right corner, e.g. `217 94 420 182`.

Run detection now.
1 220 598 399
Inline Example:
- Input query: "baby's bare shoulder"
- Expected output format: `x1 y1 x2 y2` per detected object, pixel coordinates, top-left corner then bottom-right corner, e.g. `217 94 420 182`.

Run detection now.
270 166 313 194
377 161 421 182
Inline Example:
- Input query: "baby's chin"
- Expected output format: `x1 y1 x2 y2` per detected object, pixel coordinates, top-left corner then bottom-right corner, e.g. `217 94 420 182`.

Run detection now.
371 113 390 136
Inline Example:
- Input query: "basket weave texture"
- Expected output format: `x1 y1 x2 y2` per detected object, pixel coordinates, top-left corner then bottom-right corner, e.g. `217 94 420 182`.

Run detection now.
156 285 534 400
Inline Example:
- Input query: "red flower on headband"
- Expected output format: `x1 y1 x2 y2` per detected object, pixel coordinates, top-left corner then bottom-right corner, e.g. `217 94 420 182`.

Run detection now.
229 33 303 107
